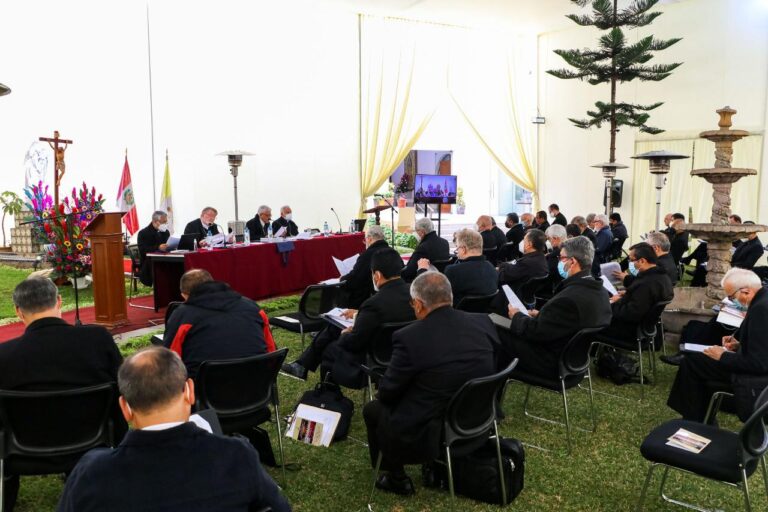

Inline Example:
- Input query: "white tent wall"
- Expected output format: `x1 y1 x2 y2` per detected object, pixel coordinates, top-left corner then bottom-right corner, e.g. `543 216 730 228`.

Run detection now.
537 0 768 234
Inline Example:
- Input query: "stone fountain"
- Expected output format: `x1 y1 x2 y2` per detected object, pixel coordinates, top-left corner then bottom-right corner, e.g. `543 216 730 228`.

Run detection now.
663 107 767 344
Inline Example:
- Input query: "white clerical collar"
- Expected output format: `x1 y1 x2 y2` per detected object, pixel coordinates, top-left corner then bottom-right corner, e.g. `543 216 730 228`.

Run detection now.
142 421 184 431
200 220 210 229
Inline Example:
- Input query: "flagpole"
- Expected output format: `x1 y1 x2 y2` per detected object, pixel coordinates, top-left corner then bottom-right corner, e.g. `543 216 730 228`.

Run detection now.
146 0 157 209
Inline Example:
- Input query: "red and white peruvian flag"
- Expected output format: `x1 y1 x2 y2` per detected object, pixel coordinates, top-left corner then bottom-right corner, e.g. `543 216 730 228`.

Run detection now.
116 155 139 235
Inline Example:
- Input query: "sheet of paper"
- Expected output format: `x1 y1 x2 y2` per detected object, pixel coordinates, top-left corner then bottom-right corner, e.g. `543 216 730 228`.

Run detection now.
332 253 360 276
681 343 710 353
502 285 530 316
600 262 622 285
600 275 618 296
717 308 744 328
165 235 180 251
188 414 213 433
274 226 287 238
320 277 341 285
322 307 354 329
285 404 341 447
273 315 300 324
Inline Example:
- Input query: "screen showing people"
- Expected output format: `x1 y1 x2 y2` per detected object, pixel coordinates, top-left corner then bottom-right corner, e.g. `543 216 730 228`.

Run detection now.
413 174 457 204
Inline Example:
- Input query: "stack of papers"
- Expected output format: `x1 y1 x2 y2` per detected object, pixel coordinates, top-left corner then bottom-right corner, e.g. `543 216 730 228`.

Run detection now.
681 343 710 353
666 428 711 453
321 307 354 329
600 275 618 296
502 285 530 316
717 300 746 327
333 254 359 277
600 262 623 286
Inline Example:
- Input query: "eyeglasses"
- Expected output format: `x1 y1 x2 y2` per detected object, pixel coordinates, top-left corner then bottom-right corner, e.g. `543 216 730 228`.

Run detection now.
558 255 573 262
726 288 746 301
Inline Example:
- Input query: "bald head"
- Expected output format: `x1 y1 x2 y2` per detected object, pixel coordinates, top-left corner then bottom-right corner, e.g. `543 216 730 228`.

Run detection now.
476 215 493 232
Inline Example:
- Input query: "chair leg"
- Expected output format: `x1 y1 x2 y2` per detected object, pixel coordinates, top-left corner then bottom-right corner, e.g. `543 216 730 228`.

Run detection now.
741 468 752 512
493 421 507 506
637 341 645 401
586 368 597 433
561 380 572 454
273 402 288 488
0 458 4 512
522 384 533 416
445 445 455 500
367 376 374 403
367 452 383 508
762 456 768 501
636 463 657 512
299 325 305 349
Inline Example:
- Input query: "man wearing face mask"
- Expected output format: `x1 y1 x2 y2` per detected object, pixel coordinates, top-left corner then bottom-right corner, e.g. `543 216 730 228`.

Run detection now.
400 218 450 282
731 222 764 270
614 231 678 286
667 268 768 422
137 210 171 286
270 205 299 237
498 229 549 292
496 236 612 376
282 249 414 383
597 242 673 343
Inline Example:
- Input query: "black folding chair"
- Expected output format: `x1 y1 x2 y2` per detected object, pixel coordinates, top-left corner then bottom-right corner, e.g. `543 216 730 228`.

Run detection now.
195 348 289 487
518 275 550 309
151 300 183 345
591 300 671 400
433 258 455 273
636 387 768 512
126 244 153 310
269 284 342 348
483 246 499 266
456 291 499 314
509 326 607 454
0 383 118 511
363 321 414 400
367 360 518 508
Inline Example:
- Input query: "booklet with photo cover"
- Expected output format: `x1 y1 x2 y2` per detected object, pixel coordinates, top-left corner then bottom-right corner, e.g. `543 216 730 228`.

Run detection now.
665 428 711 454
285 404 341 447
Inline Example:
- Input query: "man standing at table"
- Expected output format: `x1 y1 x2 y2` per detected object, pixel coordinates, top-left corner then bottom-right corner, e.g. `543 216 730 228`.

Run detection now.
183 207 220 240
271 205 299 237
246 205 272 240
137 210 170 286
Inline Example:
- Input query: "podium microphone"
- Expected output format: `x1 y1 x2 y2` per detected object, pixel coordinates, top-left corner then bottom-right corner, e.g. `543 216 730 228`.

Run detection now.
330 207 343 234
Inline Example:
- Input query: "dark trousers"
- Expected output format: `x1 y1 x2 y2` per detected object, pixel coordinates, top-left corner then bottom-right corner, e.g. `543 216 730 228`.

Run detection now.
667 352 732 422
499 332 559 377
3 475 19 511
295 325 341 371
363 400 404 474
681 318 732 347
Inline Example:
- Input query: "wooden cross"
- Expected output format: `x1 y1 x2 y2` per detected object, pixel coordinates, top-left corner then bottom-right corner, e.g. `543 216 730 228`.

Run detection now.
39 130 73 206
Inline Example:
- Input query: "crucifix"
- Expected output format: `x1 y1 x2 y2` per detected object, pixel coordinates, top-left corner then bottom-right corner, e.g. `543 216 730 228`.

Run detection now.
38 130 73 205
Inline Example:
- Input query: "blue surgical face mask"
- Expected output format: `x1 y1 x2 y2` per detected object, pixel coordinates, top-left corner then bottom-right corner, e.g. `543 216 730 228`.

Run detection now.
628 261 639 276
557 260 569 279
732 297 748 311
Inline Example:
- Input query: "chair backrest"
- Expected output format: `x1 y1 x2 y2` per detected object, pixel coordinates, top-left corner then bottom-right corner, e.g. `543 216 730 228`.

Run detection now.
443 360 518 448
738 385 768 462
483 246 499 266
518 274 550 305
0 383 116 460
195 349 289 419
164 300 183 325
456 291 498 314
639 300 672 339
368 321 414 367
559 326 610 378
433 258 455 273
299 284 342 319
127 244 141 270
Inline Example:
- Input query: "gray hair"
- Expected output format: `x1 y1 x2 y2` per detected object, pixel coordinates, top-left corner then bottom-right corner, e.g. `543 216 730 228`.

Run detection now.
721 268 762 290
545 224 567 240
118 347 188 413
646 231 671 252
280 205 291 214
13 277 58 314
411 271 452 308
595 214 609 226
366 225 385 241
201 206 217 215
455 228 483 252
572 215 587 229
415 217 434 234
151 210 167 222
257 205 271 215
586 213 597 224
561 236 595 270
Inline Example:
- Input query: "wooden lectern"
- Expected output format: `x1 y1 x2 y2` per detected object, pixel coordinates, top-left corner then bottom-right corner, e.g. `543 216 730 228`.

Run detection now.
88 212 127 328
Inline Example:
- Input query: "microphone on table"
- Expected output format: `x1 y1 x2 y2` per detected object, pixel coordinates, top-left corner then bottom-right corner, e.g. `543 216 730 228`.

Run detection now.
330 207 343 234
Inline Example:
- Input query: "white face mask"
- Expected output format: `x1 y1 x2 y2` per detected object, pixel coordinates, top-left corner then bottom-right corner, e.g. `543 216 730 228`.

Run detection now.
158 223 169 232
372 274 379 292
284 213 293 222
518 240 525 253
546 240 553 251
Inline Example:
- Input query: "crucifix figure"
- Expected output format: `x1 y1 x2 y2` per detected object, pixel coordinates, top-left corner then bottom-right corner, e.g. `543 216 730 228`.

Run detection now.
38 130 73 205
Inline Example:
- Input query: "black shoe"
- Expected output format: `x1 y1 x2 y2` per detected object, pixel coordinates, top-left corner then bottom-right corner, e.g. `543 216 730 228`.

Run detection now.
376 473 415 496
281 362 308 380
660 352 685 366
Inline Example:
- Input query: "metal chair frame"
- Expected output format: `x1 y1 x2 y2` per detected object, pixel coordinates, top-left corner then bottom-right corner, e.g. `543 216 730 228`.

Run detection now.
127 244 154 310
271 284 342 349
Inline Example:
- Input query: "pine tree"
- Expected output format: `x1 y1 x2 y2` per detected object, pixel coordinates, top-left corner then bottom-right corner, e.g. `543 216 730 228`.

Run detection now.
548 0 682 164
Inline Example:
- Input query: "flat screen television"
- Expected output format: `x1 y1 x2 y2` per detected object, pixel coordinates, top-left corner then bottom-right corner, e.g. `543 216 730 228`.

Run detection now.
413 174 457 204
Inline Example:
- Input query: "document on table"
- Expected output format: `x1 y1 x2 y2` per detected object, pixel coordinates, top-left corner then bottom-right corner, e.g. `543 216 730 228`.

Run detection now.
600 262 622 285
332 254 359 276
165 235 181 251
600 275 618 296
274 226 287 238
321 307 354 330
681 343 710 353
502 285 530 316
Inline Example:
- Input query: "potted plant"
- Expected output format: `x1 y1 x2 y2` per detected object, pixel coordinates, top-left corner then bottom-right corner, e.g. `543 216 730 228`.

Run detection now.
456 187 466 215
0 191 24 251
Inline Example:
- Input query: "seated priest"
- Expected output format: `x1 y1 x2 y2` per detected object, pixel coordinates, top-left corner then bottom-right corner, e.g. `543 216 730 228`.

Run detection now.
136 210 170 286
362 272 498 495
57 347 291 512
497 228 548 292
520 212 535 231
572 215 598 248
541 224 568 298
533 210 550 232
668 215 690 266
608 212 629 260
502 212 525 261
183 207 220 241
417 228 497 307
271 205 299 237
339 225 393 309
246 205 272 240
667 268 768 422
592 214 613 274
163 270 274 379
614 232 678 286
548 203 568 227
282 249 414 383
731 222 764 270
600 242 674 342
497 236 612 376
400 218 450 282
476 215 507 263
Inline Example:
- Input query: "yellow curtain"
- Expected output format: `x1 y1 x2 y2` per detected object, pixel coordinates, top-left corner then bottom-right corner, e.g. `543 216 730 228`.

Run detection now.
630 135 763 243
358 15 451 214
448 33 538 204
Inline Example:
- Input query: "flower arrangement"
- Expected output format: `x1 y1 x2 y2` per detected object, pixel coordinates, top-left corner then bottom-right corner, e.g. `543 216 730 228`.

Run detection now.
24 181 105 278
394 173 412 194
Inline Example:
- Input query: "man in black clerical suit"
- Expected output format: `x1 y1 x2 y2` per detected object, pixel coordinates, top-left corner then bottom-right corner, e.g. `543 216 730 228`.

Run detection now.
498 229 548 291
498 236 612 376
136 210 171 286
57 347 291 512
282 249 414 383
548 203 568 227
615 232 678 286
667 268 768 421
572 215 598 248
400 217 450 282
183 206 220 241
270 205 299 237
476 215 506 265
1 278 124 511
663 214 689 265
542 224 568 295
339 225 392 309
608 212 629 259
362 272 497 495
534 210 550 232
246 205 272 240
600 242 673 342
731 225 764 270
502 212 525 261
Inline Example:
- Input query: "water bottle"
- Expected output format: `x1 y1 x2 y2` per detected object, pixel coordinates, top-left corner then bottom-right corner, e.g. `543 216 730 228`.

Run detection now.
243 227 250 246
323 221 330 236
349 219 355 233
193 238 198 251
267 224 273 241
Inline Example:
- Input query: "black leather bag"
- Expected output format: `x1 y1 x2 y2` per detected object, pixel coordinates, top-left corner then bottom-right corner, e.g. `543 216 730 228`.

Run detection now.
428 437 525 505
294 382 354 441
